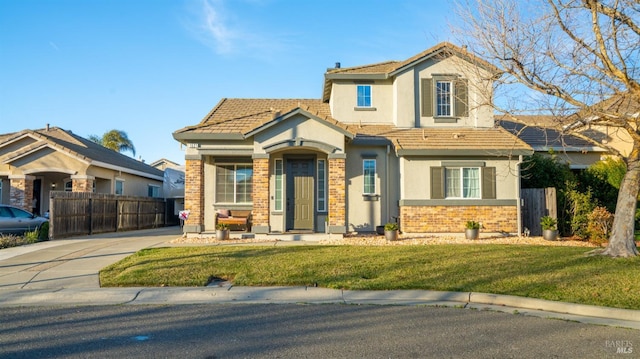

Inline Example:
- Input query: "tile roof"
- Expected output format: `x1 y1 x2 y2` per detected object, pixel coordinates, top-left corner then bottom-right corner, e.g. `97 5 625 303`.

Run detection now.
0 127 163 178
497 118 605 151
174 98 345 136
174 98 531 154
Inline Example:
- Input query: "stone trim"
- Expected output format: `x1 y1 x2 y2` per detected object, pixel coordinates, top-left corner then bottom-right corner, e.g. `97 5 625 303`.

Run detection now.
252 157 270 231
328 158 346 233
184 158 204 233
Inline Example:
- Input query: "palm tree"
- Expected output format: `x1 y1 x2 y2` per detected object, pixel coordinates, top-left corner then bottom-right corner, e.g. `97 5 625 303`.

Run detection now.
89 130 136 156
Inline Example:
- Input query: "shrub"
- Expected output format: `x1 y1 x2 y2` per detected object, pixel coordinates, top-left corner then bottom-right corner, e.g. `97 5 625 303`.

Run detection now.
564 182 596 239
384 222 399 231
587 206 614 246
0 234 22 249
465 221 481 229
540 216 557 230
38 222 50 241
23 229 40 244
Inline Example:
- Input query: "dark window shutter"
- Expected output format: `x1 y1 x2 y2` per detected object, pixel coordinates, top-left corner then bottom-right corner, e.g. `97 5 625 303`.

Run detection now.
482 167 496 199
431 167 444 199
421 78 433 117
454 79 468 117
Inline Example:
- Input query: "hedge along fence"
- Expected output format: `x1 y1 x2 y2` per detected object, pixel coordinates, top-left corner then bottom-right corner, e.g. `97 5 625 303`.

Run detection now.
49 191 166 239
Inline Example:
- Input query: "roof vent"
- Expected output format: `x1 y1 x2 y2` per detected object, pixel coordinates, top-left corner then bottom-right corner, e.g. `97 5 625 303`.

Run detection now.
46 123 50 131
335 62 341 69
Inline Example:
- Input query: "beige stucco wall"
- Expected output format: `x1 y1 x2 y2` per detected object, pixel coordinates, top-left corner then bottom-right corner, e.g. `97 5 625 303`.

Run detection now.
401 156 520 200
329 79 395 125
254 114 346 154
344 145 400 232
329 55 495 129
9 148 89 176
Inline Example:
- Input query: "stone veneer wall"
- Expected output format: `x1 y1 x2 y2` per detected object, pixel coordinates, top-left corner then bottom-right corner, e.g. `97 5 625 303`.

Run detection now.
401 205 518 233
9 176 34 212
328 158 346 232
184 158 204 231
251 158 269 231
72 177 94 193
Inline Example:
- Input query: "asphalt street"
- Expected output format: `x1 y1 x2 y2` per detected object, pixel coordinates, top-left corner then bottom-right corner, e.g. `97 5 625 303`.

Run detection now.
0 227 638 358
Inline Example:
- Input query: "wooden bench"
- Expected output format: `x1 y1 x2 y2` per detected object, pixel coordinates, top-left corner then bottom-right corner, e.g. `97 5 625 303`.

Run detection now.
215 209 252 232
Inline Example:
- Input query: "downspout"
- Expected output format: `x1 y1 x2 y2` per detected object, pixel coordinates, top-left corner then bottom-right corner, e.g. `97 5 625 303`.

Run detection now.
516 155 523 237
386 144 390 223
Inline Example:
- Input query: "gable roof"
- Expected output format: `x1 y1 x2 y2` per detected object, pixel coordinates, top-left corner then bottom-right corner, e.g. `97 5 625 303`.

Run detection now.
0 127 163 179
322 42 500 102
173 98 349 141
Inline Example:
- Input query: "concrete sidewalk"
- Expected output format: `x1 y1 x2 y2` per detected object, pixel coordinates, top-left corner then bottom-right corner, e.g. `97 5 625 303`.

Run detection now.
1 227 638 330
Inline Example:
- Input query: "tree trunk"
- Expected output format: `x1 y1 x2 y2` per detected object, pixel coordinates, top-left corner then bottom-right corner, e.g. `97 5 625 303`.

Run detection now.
601 144 639 257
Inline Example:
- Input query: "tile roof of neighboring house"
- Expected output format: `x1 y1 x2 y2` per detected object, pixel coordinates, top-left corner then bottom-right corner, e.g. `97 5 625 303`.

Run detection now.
0 127 164 179
174 98 532 154
497 116 607 151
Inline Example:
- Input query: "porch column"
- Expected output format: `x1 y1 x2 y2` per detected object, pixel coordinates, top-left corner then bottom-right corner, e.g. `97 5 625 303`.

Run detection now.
184 156 204 233
71 175 94 193
9 175 35 212
252 155 270 234
328 154 347 234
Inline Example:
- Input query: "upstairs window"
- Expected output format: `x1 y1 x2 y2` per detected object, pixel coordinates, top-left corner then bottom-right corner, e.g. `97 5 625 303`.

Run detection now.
356 85 372 107
421 77 468 120
436 81 452 117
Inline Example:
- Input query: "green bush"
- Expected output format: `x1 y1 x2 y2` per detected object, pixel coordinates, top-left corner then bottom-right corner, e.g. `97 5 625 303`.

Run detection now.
0 234 22 249
563 182 596 239
23 229 40 244
38 222 50 241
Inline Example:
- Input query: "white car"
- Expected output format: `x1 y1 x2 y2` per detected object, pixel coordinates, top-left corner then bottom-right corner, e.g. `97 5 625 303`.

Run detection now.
0 204 49 235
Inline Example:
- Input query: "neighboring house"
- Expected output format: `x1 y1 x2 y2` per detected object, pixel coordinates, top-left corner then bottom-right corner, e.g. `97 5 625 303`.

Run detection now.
173 42 533 236
498 115 610 169
151 158 186 221
150 158 183 171
0 125 164 215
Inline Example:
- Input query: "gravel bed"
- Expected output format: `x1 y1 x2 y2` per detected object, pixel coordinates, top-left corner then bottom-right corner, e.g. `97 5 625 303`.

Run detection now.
170 233 598 247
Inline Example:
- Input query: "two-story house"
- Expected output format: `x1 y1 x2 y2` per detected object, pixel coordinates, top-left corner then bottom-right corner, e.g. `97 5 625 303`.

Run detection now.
173 42 533 236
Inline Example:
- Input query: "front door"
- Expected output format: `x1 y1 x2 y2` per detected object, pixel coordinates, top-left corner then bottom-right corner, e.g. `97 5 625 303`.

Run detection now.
286 159 314 231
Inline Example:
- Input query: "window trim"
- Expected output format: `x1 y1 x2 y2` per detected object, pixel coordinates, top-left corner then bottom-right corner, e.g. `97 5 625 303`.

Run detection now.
356 84 372 108
274 159 283 211
363 159 376 195
115 179 124 195
148 184 160 198
215 163 253 204
421 76 468 120
436 80 453 117
445 167 481 199
317 159 327 212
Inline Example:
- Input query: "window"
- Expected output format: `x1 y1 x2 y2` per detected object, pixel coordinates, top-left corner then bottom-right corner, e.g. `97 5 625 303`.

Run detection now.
115 179 124 195
356 85 372 107
436 81 452 117
431 166 496 200
64 181 72 192
317 159 327 212
216 164 253 203
421 78 468 118
148 185 160 198
445 167 480 198
363 159 376 194
274 159 283 211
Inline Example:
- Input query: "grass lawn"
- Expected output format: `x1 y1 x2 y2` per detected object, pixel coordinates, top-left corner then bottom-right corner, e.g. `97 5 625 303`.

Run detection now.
100 244 640 310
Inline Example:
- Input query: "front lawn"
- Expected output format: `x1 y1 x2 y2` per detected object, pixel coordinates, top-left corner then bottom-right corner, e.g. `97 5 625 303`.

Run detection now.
100 244 640 310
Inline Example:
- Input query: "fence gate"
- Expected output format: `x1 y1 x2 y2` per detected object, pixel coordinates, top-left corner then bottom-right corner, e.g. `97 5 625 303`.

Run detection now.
521 187 557 236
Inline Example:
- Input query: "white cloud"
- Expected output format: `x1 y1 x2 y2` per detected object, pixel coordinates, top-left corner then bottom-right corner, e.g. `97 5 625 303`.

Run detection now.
201 0 234 54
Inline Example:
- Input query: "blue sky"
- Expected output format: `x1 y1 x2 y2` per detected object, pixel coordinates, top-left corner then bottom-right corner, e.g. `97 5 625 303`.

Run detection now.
0 0 457 165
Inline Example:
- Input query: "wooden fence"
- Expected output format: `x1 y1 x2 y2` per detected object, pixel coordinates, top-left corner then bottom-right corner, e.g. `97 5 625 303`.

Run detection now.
521 187 557 236
49 191 167 239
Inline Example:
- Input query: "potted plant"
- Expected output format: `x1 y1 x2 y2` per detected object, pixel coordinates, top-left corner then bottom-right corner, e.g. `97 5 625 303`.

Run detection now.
215 223 230 240
384 222 399 241
465 220 480 240
540 216 558 241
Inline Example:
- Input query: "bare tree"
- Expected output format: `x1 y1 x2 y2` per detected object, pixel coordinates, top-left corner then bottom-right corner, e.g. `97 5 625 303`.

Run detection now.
455 0 639 256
